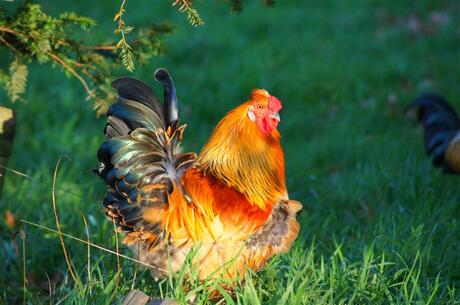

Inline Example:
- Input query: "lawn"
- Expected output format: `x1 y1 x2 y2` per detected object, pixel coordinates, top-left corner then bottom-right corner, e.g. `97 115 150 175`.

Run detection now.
1 0 460 304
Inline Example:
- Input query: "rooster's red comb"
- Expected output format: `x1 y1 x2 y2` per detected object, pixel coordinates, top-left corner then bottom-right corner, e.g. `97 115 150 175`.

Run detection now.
268 95 282 112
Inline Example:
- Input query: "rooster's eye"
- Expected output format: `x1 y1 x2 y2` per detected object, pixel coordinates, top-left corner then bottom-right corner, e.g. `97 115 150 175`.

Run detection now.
257 104 264 109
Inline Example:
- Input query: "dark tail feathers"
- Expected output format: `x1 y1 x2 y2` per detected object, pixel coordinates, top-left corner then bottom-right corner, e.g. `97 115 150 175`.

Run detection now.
407 93 460 171
154 68 178 128
104 68 178 139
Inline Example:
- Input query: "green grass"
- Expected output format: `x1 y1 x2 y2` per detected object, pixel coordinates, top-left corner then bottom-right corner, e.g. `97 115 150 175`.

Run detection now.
1 0 460 304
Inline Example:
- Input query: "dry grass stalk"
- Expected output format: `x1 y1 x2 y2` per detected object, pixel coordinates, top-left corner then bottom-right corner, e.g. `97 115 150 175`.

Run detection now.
112 218 121 290
20 219 167 272
79 211 92 295
52 156 79 286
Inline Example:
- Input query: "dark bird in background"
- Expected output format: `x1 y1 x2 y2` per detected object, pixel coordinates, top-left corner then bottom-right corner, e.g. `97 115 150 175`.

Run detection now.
407 93 460 173
95 68 302 283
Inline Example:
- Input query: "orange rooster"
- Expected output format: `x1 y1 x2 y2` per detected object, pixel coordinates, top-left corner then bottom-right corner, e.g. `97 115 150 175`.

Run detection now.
97 68 302 281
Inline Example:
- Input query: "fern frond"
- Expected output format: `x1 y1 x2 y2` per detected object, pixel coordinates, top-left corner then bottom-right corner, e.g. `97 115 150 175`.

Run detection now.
173 0 204 26
114 0 137 71
7 61 28 102
119 41 135 72
59 12 96 30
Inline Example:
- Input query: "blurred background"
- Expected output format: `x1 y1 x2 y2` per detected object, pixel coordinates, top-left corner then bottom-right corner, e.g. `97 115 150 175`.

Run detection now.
1 0 459 304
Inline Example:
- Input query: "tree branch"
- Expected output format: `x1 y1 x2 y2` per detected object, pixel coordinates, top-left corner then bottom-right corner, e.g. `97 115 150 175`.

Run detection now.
0 26 16 34
81 45 117 51
46 51 95 99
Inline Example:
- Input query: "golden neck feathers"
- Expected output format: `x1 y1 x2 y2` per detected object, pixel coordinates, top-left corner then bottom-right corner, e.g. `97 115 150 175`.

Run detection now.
197 103 287 210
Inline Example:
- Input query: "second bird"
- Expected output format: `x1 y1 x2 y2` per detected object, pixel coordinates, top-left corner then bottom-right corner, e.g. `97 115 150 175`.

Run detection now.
407 93 460 173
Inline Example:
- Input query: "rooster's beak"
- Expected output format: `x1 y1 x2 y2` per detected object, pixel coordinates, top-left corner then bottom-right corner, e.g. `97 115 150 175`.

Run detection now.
270 113 280 122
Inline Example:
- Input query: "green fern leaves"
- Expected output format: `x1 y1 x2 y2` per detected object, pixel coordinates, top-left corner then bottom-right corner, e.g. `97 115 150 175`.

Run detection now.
7 61 28 103
0 0 275 114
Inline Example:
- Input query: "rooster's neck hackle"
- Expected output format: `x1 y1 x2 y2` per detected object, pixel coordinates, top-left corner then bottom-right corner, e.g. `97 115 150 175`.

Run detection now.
197 103 287 210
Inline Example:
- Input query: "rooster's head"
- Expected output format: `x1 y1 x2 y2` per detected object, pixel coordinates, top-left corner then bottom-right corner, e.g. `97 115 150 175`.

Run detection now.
246 89 283 134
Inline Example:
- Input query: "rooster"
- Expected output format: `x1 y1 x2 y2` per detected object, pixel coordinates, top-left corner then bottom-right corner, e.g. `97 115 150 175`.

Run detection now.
407 93 460 173
96 68 302 281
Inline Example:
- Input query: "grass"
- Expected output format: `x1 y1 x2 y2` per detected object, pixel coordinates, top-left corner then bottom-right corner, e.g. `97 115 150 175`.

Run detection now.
1 0 460 304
